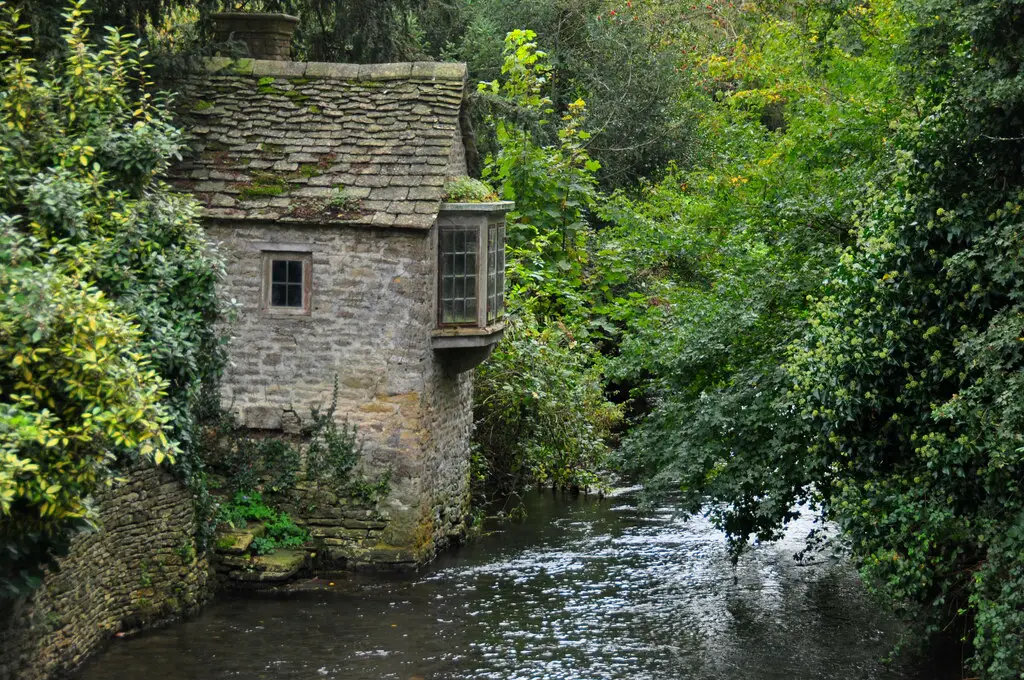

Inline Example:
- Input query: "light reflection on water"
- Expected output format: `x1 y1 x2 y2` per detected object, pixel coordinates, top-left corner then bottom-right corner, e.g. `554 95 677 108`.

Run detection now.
75 491 955 680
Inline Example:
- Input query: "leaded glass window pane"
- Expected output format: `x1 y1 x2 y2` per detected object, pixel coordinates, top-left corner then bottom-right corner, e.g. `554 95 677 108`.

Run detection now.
486 222 499 323
495 223 505 319
440 225 478 324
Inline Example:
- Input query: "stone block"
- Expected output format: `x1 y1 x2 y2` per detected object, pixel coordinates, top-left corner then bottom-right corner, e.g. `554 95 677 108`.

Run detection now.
360 63 413 80
410 62 467 81
305 62 361 79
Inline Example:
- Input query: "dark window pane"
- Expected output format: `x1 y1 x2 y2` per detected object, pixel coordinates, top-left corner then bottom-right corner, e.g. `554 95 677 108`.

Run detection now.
286 284 302 307
269 258 307 309
271 282 287 306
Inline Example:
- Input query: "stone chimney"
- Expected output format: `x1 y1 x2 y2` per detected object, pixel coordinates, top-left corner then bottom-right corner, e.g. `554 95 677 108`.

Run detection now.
212 12 298 61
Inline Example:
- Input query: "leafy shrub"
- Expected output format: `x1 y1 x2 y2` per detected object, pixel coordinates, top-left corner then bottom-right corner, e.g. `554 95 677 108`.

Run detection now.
0 1 223 598
0 230 176 597
216 490 308 555
205 383 388 503
469 31 620 496
202 414 301 496
784 3 1024 670
302 396 361 488
260 512 308 551
216 490 277 528
474 314 621 494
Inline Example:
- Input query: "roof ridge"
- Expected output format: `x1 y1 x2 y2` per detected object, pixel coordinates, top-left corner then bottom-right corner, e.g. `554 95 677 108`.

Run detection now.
203 57 467 82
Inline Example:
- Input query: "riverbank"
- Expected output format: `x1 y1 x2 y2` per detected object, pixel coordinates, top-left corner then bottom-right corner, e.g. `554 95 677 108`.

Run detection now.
0 468 209 680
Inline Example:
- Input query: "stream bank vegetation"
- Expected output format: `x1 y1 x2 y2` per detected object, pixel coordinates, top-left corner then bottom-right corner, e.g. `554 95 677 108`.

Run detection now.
0 0 225 599
202 385 390 560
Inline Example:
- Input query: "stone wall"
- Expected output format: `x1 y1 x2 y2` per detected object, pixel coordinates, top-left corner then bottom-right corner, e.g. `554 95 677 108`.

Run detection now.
0 467 209 680
421 360 475 554
210 219 473 566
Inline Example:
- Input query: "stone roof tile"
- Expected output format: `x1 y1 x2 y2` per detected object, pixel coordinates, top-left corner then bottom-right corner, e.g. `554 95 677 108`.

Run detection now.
171 58 466 229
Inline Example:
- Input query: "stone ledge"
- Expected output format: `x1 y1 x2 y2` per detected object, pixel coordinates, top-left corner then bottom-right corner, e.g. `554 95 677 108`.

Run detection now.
202 213 438 231
438 201 515 213
204 57 467 82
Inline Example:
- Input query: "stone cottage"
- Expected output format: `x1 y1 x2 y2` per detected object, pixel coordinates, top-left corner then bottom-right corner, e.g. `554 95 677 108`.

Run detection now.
171 14 511 569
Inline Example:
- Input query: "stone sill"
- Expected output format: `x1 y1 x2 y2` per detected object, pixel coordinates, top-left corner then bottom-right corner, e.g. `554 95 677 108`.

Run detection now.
431 323 504 350
439 201 515 213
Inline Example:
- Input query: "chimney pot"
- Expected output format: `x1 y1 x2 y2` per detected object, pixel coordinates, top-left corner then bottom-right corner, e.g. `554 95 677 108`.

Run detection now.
212 12 299 61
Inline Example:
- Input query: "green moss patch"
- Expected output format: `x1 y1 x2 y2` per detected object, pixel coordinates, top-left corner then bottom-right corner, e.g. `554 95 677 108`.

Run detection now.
235 172 288 200
283 89 310 105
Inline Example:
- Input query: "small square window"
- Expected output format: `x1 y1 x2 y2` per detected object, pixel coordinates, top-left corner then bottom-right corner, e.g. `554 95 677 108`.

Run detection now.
262 251 311 315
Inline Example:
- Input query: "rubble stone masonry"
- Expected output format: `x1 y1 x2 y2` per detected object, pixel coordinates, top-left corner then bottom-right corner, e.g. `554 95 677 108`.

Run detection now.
210 219 473 567
0 468 210 680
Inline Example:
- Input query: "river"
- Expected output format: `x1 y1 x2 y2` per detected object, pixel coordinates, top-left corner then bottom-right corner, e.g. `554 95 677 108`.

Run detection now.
74 489 957 679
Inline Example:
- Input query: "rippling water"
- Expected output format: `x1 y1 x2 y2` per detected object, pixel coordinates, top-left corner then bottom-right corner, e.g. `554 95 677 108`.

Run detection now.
75 490 956 680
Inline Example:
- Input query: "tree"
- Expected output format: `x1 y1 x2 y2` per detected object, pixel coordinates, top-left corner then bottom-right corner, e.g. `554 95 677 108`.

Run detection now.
787 2 1024 675
0 0 223 597
611 0 904 536
419 0 706 188
472 30 621 495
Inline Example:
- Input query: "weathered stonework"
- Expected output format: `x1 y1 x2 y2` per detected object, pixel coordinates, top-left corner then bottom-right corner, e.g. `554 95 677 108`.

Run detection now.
212 13 298 61
207 220 473 567
0 468 210 680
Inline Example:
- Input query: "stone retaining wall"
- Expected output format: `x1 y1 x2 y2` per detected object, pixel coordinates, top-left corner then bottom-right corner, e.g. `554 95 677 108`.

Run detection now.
0 467 210 680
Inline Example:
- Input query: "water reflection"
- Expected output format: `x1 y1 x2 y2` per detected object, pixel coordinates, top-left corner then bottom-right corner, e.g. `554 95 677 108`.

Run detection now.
75 490 953 680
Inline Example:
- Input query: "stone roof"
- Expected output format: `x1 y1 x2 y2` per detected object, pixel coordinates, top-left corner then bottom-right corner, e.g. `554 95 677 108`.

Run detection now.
170 58 467 230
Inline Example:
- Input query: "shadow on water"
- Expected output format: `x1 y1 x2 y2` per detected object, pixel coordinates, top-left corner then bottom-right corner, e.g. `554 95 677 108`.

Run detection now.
74 489 963 680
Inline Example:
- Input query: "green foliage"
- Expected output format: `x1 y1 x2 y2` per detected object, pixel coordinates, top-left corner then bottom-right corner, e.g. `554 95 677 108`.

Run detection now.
0 230 176 597
420 0 703 187
201 409 300 495
326 185 360 211
606 1 1024 675
471 30 621 496
0 0 224 598
10 0 209 58
204 383 388 503
609 0 904 541
238 0 425 63
782 3 1024 674
301 384 390 502
474 314 621 494
216 490 308 555
216 489 276 527
478 30 602 321
302 400 359 487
